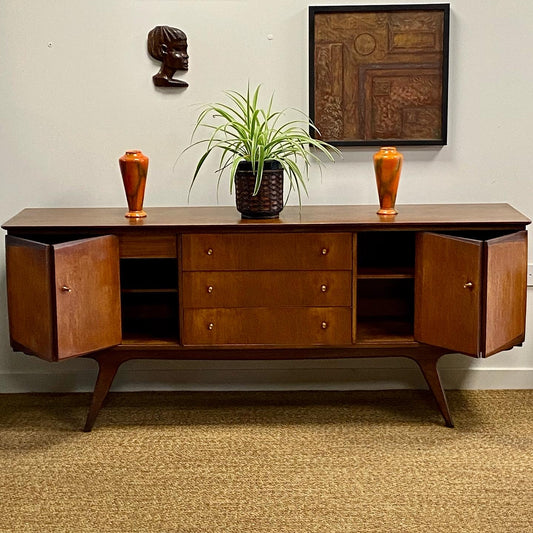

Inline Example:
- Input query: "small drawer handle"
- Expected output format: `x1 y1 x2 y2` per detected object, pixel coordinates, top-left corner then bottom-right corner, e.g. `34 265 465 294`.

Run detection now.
321 321 328 329
321 248 329 255
207 286 214 293
320 284 328 292
61 286 72 293
464 281 474 290
207 323 214 331
206 248 214 256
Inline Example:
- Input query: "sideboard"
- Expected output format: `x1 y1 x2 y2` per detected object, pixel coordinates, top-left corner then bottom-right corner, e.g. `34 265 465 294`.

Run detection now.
2 204 529 430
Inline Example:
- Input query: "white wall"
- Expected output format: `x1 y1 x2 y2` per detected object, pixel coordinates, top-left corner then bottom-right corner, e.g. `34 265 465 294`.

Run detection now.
1 0 532 393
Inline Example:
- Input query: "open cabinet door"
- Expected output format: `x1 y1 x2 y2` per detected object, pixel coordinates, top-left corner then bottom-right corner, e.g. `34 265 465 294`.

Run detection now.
414 231 527 358
6 236 55 360
6 235 122 361
483 231 527 356
414 232 483 357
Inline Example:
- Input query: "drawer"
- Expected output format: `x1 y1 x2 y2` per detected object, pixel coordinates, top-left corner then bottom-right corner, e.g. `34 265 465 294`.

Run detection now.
182 307 351 345
119 233 176 258
182 271 352 308
181 233 352 271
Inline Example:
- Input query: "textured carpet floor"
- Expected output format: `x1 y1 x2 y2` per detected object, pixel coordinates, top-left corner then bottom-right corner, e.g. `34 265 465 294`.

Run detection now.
0 390 532 533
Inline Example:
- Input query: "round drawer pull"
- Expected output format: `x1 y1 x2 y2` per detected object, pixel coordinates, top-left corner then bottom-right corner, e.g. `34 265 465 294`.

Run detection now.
320 284 328 292
207 285 214 293
207 323 214 331
321 248 329 255
321 321 328 329
206 248 214 256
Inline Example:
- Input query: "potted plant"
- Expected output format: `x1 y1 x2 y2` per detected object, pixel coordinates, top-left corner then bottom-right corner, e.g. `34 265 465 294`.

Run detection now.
184 85 340 219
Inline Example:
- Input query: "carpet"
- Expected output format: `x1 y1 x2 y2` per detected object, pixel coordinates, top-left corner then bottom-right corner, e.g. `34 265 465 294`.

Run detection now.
0 390 532 532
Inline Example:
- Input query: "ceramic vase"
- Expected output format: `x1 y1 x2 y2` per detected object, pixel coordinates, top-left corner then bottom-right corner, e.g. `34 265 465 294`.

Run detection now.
373 147 403 216
119 150 149 218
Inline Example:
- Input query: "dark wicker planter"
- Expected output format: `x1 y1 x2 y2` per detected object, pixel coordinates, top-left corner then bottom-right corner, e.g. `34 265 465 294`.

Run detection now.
234 160 284 219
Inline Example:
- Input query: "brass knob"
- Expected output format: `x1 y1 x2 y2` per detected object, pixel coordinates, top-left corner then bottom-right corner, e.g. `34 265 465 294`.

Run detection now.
321 248 328 255
464 281 474 289
61 286 72 293
207 286 214 293
321 321 328 329
206 248 213 256
321 284 328 292
208 323 214 330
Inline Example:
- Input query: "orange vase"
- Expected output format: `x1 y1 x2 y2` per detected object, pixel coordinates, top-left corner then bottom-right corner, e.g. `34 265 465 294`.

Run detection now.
119 150 149 218
373 147 403 216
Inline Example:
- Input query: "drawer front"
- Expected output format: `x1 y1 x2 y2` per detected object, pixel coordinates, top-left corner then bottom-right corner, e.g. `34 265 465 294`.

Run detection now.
182 233 352 271
119 234 176 258
182 271 352 308
182 307 351 345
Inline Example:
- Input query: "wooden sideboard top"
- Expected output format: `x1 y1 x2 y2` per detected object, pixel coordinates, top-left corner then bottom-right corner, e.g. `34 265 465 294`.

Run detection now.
2 204 530 232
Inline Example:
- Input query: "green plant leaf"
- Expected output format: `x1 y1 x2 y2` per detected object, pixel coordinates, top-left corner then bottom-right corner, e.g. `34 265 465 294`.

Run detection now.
183 84 340 206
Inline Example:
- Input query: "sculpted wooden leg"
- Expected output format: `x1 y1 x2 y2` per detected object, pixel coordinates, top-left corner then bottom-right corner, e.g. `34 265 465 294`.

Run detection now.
412 354 454 428
83 353 124 432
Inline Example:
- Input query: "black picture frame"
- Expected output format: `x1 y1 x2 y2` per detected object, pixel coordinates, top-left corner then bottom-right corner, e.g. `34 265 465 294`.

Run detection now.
309 4 450 146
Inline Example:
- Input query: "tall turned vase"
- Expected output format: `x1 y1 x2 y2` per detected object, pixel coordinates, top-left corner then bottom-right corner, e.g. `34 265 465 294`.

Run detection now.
119 150 149 218
373 147 403 216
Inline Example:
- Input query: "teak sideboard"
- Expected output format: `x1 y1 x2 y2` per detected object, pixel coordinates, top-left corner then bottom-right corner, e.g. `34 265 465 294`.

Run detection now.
2 204 529 430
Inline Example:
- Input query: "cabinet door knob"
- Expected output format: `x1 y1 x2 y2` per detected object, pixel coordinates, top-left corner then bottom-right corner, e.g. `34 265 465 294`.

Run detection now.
207 285 214 293
321 321 328 329
321 284 328 292
61 286 72 293
207 322 214 330
463 281 474 289
321 248 329 255
206 248 214 256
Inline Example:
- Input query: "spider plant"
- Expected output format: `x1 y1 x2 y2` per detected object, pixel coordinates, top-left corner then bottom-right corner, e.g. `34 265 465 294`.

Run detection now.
185 85 340 204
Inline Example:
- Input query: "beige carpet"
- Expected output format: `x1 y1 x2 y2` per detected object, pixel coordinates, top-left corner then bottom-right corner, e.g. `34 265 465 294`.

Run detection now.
0 390 532 533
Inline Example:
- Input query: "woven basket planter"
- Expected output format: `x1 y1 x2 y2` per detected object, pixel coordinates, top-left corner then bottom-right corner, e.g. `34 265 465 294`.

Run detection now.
235 161 284 219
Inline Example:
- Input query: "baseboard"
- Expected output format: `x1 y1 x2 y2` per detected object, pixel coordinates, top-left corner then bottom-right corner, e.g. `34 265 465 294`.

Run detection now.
1 364 532 393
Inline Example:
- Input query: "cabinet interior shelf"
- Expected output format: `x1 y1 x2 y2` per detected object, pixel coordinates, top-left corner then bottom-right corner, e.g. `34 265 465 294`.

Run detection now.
121 288 178 294
120 335 179 346
357 267 415 279
355 319 415 344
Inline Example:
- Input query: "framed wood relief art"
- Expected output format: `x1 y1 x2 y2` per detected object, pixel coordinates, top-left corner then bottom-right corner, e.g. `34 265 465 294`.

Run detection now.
309 4 450 146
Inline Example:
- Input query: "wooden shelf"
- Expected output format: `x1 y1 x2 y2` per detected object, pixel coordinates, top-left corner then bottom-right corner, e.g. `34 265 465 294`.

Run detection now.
120 335 179 346
357 267 414 279
355 319 414 344
121 288 178 294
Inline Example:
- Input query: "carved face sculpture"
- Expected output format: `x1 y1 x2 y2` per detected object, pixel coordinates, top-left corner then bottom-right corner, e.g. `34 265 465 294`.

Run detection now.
161 41 188 71
147 25 189 87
